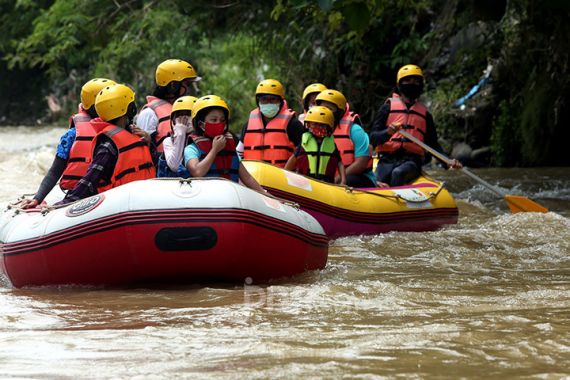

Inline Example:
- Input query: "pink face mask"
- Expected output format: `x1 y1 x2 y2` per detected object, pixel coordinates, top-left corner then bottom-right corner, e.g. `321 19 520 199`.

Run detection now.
310 125 328 138
203 122 226 138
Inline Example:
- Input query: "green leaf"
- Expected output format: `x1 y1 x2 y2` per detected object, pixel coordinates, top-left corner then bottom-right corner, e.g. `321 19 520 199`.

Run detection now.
340 1 370 32
317 0 334 12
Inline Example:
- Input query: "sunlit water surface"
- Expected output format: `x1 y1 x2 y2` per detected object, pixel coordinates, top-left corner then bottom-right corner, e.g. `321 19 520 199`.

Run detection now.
1 126 569 378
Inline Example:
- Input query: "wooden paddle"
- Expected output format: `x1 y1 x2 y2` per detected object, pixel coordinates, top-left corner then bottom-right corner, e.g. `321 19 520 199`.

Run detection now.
395 129 548 213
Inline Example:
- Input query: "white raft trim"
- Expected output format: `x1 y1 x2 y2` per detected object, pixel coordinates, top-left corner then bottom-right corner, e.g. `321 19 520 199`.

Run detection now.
1 178 325 244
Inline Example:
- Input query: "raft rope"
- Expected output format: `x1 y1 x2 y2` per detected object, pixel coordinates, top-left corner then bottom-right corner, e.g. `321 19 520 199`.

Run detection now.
10 177 301 214
340 180 446 203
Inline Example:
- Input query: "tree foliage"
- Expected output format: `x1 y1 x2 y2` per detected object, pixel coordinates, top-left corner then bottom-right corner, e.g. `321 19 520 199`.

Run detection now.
0 0 568 165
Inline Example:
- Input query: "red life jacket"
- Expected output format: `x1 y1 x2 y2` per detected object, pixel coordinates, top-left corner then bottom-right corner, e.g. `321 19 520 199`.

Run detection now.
378 93 428 157
242 101 296 167
333 105 372 170
190 132 240 182
142 96 172 153
59 109 99 190
91 120 156 192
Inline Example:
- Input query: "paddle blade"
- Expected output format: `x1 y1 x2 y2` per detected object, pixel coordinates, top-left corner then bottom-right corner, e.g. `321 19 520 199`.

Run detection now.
505 195 548 213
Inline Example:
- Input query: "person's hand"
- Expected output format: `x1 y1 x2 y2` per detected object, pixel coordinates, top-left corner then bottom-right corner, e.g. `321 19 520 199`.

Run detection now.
387 122 401 135
174 115 191 127
212 135 227 154
131 127 151 145
20 198 39 209
173 116 193 135
376 181 389 188
448 159 463 170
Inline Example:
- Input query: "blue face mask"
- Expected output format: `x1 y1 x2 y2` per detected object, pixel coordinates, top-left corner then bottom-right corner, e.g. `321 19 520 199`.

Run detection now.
259 103 280 118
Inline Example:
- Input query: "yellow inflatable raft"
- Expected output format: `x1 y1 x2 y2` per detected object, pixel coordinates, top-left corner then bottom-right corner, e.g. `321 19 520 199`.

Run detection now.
243 160 458 238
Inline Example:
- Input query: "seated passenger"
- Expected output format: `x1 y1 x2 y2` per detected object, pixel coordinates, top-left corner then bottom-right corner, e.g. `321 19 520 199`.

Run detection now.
58 84 155 205
157 95 197 178
184 95 265 192
370 64 461 186
298 83 327 123
285 106 345 185
21 78 116 209
137 59 201 156
315 89 376 188
237 79 304 167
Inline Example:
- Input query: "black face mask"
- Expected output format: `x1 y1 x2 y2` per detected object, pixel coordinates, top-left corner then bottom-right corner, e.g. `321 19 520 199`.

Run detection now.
126 102 137 126
399 83 423 100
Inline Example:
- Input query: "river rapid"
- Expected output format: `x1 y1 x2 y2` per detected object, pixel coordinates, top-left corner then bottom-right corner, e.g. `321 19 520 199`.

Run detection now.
1 126 569 379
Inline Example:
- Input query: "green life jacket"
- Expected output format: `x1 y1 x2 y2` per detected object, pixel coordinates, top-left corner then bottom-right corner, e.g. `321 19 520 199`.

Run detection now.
301 132 336 178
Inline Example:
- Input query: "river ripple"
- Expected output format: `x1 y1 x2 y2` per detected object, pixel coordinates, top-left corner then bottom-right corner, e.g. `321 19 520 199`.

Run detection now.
1 126 569 378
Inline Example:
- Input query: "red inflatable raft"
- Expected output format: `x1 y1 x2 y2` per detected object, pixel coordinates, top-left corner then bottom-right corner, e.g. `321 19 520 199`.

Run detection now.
0 178 328 288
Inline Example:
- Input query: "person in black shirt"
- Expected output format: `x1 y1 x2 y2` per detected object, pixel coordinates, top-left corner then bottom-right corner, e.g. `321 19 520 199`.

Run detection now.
370 64 461 186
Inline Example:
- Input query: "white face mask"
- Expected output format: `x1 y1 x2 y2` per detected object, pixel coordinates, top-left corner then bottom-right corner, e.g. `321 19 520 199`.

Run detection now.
259 103 280 118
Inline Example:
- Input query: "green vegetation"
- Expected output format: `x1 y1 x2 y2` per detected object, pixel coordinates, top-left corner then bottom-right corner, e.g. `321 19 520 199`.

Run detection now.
0 0 568 165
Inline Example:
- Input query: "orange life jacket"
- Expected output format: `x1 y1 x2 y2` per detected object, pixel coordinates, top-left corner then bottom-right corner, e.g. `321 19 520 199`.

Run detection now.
142 96 172 153
333 105 372 170
242 101 296 167
91 120 156 192
378 93 428 157
59 110 100 190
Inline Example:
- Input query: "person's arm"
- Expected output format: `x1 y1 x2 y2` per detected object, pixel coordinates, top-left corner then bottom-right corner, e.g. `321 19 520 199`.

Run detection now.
21 128 77 208
369 103 391 147
21 156 68 208
57 137 117 205
337 161 346 186
284 145 301 171
345 124 372 176
346 156 370 176
33 156 67 201
186 136 226 177
238 162 266 192
164 120 190 171
284 155 297 171
286 118 305 147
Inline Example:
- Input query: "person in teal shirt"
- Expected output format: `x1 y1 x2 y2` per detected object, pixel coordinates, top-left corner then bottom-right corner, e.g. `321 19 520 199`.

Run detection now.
183 95 265 192
316 89 376 188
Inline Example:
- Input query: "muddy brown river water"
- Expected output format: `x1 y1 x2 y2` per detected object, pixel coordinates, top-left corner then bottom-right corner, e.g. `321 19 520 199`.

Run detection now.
1 126 569 378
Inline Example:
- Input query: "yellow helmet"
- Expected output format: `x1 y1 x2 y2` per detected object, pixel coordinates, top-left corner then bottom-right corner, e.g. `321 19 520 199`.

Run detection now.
397 64 424 83
172 96 198 114
304 106 334 129
81 78 116 109
155 59 200 86
192 95 230 128
94 84 135 122
315 89 347 111
256 79 285 99
302 83 327 101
